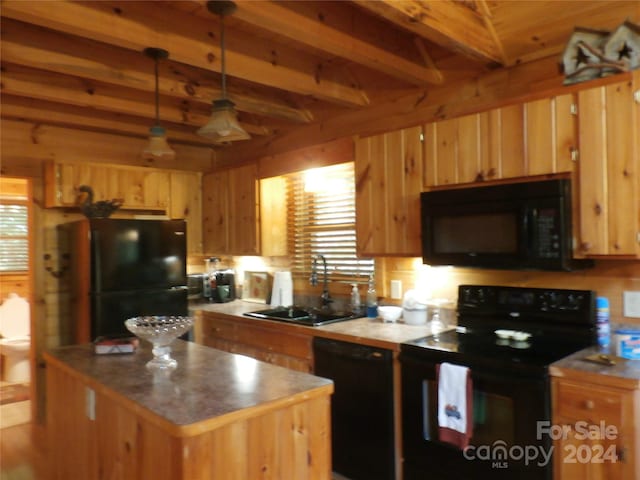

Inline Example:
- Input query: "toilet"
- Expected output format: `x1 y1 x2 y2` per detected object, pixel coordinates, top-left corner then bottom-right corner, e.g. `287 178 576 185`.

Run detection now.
0 293 31 383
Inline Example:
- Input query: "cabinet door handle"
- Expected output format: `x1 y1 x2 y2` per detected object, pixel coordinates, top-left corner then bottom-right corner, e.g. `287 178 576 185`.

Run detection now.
583 399 595 410
618 446 626 463
570 147 579 162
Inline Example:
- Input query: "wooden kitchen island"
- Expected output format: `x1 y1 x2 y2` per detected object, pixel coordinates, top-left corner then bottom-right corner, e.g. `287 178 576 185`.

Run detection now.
44 340 333 480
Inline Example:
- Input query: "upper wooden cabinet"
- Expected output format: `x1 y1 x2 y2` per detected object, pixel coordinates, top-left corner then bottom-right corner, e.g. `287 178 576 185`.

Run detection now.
169 171 202 255
576 73 640 257
355 126 423 256
44 160 203 254
44 160 170 211
259 176 288 257
202 163 260 256
423 94 577 187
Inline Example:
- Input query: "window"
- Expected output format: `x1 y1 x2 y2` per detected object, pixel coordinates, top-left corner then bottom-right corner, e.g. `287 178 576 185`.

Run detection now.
0 202 29 272
286 162 373 282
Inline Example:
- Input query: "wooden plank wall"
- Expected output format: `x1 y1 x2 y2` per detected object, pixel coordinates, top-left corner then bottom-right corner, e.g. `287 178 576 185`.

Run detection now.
379 258 640 326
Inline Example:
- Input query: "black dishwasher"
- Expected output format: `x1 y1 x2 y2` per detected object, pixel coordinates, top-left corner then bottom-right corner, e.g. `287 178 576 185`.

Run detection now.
313 337 395 480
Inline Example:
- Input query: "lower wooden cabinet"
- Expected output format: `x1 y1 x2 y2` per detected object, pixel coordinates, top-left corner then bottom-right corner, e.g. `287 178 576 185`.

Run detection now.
551 371 639 480
194 312 313 373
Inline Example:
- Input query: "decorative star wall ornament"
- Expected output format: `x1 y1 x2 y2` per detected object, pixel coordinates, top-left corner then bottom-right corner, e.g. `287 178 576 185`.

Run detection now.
618 42 633 61
560 20 639 85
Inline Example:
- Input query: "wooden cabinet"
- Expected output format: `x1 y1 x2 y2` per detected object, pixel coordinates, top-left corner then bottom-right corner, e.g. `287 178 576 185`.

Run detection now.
194 312 313 372
45 343 332 480
575 73 640 257
169 171 202 254
45 160 203 254
259 176 287 257
423 94 576 187
355 125 423 256
44 160 170 210
202 164 260 256
551 372 639 480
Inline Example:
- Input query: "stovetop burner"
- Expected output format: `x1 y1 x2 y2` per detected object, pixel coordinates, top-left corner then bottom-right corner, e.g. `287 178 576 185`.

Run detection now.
401 285 597 374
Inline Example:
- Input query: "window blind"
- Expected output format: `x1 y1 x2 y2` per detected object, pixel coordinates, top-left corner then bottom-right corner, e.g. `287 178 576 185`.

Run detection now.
286 163 373 283
0 203 28 272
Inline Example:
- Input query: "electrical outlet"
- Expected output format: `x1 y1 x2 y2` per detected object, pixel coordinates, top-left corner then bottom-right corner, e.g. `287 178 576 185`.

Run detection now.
623 291 640 318
85 387 96 421
390 280 403 300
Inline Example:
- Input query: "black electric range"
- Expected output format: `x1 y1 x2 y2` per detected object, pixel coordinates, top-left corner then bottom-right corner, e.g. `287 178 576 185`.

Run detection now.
400 285 597 480
402 285 597 372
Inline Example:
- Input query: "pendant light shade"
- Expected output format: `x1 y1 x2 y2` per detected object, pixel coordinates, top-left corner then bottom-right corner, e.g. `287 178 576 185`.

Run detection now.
142 47 175 160
197 0 250 144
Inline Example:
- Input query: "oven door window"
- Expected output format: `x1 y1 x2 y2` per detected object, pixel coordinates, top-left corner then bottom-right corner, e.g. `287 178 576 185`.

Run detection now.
422 379 515 446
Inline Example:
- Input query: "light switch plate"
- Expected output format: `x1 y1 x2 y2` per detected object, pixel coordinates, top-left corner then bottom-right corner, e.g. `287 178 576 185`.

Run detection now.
623 291 640 318
390 280 403 300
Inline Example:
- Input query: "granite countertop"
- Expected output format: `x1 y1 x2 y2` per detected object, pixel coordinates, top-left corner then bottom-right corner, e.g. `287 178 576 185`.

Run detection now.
550 346 640 387
192 299 443 350
44 340 333 435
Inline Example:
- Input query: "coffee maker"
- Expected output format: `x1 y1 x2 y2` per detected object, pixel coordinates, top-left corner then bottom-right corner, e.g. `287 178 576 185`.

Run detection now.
204 257 236 303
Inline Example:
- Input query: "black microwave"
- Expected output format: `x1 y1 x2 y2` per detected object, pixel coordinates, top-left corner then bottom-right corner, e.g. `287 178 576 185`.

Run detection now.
420 179 593 271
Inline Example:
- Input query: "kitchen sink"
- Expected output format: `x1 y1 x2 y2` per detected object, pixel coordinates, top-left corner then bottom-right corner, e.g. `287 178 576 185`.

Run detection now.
244 307 361 326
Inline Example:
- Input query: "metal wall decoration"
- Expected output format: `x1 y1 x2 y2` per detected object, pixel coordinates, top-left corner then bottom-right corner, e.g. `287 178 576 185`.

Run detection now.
44 253 69 279
76 185 123 219
560 20 640 85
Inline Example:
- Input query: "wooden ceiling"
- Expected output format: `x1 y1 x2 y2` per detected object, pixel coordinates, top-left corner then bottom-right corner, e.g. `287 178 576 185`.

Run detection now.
1 1 638 169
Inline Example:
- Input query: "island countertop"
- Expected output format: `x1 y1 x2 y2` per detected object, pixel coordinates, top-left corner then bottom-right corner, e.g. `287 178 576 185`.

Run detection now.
44 339 333 437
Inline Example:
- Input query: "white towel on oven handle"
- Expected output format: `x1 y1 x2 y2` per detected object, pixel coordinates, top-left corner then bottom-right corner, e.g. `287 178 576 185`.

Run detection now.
437 362 469 434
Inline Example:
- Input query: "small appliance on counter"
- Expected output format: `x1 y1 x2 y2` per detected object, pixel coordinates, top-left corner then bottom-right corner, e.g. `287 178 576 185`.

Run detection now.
187 273 205 300
204 257 236 303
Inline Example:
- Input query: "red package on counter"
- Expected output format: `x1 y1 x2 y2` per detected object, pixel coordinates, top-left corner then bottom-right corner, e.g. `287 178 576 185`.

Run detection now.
94 335 139 355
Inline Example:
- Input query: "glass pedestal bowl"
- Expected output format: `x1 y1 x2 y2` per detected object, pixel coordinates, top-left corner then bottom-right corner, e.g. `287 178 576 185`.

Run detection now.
125 316 194 370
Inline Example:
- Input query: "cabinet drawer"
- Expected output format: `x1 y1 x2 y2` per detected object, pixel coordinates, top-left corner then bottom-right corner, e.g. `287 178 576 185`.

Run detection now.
555 381 624 424
201 316 312 361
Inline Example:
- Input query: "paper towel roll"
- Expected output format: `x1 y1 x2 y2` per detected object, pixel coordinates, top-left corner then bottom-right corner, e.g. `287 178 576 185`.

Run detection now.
271 271 293 307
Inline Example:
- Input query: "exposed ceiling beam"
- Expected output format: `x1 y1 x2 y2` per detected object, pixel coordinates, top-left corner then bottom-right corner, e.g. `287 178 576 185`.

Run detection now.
1 0 370 107
1 95 214 146
232 0 443 86
354 0 505 65
1 65 270 137
0 25 313 124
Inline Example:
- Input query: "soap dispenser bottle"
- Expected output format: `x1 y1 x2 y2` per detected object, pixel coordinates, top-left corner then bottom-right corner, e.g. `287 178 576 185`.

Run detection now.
366 273 378 318
350 283 361 314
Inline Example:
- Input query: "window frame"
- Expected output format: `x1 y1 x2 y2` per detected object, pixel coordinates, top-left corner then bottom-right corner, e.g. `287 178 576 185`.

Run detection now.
285 162 373 284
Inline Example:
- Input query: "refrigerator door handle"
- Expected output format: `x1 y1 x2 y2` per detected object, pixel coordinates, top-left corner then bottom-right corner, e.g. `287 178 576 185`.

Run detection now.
170 286 189 291
92 228 102 293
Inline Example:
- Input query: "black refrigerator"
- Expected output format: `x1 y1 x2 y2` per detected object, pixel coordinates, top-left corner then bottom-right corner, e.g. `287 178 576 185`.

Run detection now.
64 218 188 342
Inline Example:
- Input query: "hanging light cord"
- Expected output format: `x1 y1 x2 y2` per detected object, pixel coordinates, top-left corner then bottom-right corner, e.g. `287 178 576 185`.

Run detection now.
220 12 227 100
154 56 160 124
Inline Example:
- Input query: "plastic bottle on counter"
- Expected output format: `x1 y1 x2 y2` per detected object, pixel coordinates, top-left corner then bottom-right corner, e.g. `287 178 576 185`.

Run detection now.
350 283 362 314
366 273 378 318
596 296 610 349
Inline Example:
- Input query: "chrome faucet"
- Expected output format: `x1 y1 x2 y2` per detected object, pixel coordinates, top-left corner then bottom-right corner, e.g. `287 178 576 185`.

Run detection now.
310 254 332 308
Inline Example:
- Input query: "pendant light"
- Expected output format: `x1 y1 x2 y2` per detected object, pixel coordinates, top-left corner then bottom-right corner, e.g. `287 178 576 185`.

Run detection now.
142 47 176 160
197 0 250 143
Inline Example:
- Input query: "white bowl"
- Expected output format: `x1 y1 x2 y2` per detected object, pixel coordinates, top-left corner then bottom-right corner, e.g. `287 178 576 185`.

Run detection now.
512 331 532 341
495 329 513 339
378 306 402 323
403 308 427 325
